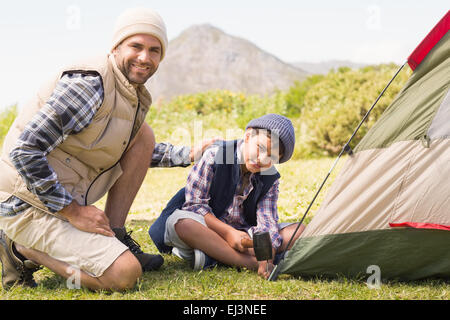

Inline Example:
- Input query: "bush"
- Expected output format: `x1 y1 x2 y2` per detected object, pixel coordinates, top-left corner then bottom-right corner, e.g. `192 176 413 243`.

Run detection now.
294 64 410 157
146 90 289 145
0 105 17 146
146 64 410 159
284 75 325 117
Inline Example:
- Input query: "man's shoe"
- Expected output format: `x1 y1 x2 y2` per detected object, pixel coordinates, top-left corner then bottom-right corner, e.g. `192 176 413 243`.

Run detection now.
191 249 217 271
0 230 41 290
113 227 164 272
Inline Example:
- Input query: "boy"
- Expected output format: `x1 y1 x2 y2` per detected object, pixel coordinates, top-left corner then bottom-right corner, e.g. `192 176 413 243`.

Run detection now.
149 114 304 278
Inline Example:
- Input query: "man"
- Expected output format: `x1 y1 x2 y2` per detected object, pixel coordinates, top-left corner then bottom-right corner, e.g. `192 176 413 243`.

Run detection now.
0 8 211 291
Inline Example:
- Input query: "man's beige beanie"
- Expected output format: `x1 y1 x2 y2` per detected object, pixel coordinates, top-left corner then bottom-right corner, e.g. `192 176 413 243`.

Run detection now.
111 8 168 61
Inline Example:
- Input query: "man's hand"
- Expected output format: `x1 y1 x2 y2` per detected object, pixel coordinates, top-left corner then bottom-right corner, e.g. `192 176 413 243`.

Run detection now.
190 138 221 162
59 200 115 237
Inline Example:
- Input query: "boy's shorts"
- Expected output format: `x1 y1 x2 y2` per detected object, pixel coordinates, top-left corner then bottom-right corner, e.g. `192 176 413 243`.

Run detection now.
164 209 206 259
164 209 294 261
0 206 128 277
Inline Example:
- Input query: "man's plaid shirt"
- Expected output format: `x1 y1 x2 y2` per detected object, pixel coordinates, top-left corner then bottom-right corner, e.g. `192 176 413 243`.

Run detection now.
1 73 190 217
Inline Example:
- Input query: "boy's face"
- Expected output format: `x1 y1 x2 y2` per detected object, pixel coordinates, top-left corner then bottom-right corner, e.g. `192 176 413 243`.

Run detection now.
243 129 280 173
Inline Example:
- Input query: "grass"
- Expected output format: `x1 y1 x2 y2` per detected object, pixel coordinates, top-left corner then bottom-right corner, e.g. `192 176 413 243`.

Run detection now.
1 158 449 300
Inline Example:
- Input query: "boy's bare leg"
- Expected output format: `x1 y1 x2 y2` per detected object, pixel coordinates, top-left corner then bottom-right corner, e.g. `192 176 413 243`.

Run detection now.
174 218 258 270
105 123 155 228
15 244 141 291
278 223 305 253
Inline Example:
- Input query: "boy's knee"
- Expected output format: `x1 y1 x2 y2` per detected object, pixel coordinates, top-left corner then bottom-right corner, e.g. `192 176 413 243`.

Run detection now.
174 218 197 239
279 223 305 252
100 250 142 290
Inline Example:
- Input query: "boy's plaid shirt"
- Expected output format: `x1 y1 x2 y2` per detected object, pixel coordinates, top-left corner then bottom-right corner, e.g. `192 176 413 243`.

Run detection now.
1 73 190 217
182 141 283 250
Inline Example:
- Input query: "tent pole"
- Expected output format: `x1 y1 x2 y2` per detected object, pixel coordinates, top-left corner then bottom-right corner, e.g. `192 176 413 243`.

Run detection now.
268 62 407 282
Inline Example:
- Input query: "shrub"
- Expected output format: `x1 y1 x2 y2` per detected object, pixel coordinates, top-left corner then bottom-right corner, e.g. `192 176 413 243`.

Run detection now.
284 74 325 117
146 90 289 145
294 64 410 157
0 105 17 146
145 64 410 159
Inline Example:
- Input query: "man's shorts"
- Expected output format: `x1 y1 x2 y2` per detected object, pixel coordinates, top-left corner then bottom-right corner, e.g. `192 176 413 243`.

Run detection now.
0 206 128 277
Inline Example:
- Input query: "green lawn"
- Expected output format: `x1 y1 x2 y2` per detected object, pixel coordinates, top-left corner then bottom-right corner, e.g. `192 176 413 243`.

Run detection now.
1 158 449 300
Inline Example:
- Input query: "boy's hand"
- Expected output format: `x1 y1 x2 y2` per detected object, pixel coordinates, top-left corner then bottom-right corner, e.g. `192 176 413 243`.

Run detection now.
204 213 250 253
225 229 251 253
258 260 274 279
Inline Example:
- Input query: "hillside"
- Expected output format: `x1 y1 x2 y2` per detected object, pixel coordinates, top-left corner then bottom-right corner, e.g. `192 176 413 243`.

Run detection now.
146 24 308 102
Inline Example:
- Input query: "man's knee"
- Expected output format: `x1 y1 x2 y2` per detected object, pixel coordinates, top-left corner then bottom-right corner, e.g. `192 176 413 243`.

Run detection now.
129 123 155 153
100 250 142 291
139 123 156 150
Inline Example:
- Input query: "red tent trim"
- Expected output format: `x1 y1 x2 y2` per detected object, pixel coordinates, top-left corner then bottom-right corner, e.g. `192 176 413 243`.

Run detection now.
390 222 450 231
407 10 450 71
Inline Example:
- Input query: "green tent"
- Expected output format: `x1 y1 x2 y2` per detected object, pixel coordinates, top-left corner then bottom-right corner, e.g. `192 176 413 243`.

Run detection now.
279 11 450 281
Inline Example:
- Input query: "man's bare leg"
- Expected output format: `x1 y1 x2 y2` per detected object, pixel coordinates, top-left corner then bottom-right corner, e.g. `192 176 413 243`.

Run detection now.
105 123 155 228
174 218 258 270
15 244 141 291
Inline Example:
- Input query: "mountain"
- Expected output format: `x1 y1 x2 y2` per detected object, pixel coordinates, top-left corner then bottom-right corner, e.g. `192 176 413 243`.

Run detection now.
292 60 367 75
146 24 308 103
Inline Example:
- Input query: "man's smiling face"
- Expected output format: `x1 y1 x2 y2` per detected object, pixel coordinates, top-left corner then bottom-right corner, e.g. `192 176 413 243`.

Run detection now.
112 34 162 86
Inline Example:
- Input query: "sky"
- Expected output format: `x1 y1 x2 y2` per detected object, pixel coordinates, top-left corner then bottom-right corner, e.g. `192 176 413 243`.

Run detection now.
0 0 448 109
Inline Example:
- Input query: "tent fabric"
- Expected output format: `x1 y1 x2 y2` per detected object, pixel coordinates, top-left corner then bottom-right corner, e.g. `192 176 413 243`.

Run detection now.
390 222 450 231
280 228 450 280
299 139 450 238
427 89 450 139
280 18 450 280
355 31 450 152
408 11 449 71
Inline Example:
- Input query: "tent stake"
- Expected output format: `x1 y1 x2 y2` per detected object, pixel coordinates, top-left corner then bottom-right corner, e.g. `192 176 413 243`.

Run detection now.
268 62 407 282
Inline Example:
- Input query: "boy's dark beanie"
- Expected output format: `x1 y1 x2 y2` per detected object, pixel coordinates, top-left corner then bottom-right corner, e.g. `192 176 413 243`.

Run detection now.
246 114 295 163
